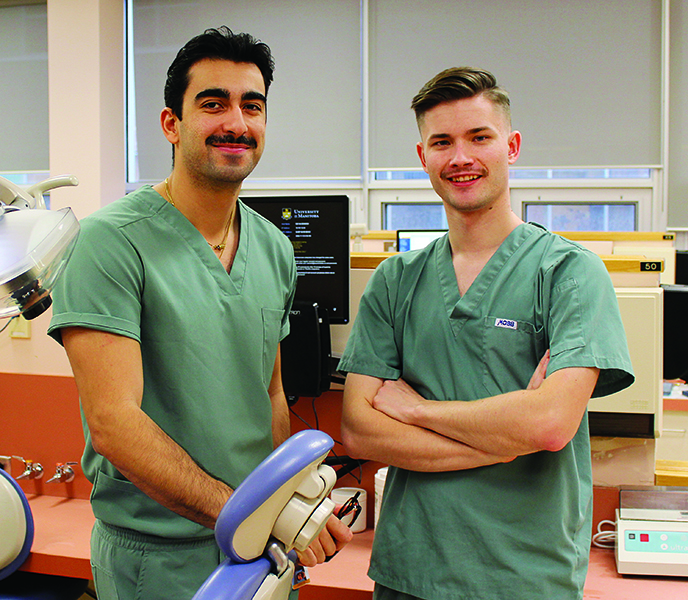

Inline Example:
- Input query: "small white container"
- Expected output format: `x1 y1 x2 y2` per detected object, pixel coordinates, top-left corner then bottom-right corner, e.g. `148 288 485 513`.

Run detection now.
374 467 388 529
331 487 367 533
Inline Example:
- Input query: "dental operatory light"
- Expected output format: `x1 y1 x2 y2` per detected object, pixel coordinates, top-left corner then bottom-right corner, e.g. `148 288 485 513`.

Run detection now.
0 174 79 321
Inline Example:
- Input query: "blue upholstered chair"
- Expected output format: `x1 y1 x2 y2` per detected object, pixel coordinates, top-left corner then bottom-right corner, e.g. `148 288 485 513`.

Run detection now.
0 469 88 600
193 429 337 600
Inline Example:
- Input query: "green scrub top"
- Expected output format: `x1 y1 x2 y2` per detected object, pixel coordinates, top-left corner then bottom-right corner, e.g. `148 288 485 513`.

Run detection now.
339 222 634 600
48 186 296 539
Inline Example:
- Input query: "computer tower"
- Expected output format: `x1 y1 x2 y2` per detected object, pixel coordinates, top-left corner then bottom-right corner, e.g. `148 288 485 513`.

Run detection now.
281 300 331 402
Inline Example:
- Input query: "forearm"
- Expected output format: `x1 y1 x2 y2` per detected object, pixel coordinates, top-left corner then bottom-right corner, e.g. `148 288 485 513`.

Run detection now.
63 327 231 530
342 375 514 471
409 389 558 456
89 401 232 529
384 368 599 456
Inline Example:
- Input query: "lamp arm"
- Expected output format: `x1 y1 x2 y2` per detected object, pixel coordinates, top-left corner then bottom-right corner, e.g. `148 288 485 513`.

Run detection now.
0 176 33 209
0 174 79 211
26 175 79 210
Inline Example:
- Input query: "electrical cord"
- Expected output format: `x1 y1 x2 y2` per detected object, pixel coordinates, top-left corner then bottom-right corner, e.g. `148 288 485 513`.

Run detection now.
0 316 17 334
592 519 617 548
288 394 366 483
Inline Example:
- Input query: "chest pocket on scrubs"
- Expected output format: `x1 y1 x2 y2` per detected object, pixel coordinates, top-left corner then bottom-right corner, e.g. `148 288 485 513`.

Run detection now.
481 316 545 397
262 308 285 386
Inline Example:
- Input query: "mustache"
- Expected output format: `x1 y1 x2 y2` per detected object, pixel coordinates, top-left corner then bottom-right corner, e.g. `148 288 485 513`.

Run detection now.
206 134 258 148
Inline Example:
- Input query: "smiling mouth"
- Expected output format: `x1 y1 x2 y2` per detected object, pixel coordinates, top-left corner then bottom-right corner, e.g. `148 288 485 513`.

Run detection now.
447 174 482 183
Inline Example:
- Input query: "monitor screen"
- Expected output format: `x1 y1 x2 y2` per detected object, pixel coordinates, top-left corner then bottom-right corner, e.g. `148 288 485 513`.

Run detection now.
676 251 688 285
397 229 447 252
241 195 350 324
661 284 688 380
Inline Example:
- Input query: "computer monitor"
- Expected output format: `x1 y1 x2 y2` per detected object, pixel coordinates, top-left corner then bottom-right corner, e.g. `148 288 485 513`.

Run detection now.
241 195 350 325
675 251 688 285
397 229 447 252
661 284 688 380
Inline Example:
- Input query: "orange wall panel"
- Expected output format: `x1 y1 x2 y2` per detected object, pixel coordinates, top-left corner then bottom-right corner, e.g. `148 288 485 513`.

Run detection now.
0 372 91 499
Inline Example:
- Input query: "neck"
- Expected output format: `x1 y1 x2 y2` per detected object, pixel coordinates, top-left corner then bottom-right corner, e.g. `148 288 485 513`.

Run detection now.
154 172 241 263
446 202 523 257
155 171 239 234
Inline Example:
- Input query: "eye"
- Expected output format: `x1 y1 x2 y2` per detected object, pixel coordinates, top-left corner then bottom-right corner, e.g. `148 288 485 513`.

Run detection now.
243 102 264 113
201 100 224 111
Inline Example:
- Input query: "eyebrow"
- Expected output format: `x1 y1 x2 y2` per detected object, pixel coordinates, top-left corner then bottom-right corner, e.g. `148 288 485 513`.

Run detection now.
194 88 267 105
466 126 495 135
427 126 495 141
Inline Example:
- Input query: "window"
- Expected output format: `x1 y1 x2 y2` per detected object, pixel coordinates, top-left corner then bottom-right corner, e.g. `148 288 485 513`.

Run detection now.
523 202 637 232
384 202 445 231
373 168 656 231
125 0 668 232
0 3 48 173
127 0 360 183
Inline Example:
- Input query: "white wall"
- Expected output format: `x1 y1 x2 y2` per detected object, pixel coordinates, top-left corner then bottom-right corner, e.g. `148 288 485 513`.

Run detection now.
0 0 125 376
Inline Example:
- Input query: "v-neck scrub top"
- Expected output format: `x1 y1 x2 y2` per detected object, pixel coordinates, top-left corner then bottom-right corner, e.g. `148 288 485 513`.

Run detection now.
48 186 296 539
338 222 634 600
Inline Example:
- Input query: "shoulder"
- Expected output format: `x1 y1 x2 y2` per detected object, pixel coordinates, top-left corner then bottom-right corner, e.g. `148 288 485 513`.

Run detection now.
80 186 161 236
72 188 167 265
522 223 607 275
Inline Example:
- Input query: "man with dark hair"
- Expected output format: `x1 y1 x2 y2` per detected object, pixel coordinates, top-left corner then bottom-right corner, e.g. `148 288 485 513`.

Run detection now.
48 27 351 600
339 66 634 599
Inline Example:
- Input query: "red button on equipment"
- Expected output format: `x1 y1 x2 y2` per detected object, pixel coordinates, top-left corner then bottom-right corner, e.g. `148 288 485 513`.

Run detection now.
640 533 650 542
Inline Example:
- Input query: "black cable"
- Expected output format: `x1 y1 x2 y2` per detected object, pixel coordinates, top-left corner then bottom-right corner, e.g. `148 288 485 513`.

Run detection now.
0 316 17 334
334 458 367 481
288 393 362 481
289 406 315 430
311 396 320 430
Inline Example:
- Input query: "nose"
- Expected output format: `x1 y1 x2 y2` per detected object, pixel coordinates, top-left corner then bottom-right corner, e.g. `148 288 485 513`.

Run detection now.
222 105 249 138
449 142 473 167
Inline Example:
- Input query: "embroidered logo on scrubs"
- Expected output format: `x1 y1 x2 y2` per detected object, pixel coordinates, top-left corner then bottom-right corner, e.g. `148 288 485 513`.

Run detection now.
495 318 518 330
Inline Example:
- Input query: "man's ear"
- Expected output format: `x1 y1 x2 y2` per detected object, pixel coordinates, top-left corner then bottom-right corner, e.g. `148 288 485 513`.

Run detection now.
160 107 180 145
416 142 429 172
507 130 522 165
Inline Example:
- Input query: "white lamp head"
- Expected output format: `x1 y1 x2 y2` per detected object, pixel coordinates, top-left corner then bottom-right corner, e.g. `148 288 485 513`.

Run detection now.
0 175 79 320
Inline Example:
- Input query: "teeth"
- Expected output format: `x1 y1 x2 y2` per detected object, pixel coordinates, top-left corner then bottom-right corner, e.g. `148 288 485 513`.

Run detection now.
449 175 480 183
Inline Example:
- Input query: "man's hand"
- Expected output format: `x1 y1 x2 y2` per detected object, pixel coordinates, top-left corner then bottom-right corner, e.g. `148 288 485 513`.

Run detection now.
296 510 354 567
527 350 550 390
371 377 428 424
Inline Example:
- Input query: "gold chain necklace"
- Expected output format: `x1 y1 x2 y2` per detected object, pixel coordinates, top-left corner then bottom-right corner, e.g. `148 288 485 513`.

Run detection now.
164 177 235 258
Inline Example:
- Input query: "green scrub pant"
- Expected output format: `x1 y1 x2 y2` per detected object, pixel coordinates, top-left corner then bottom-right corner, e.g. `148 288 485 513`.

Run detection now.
374 584 425 600
91 520 301 600
90 520 223 600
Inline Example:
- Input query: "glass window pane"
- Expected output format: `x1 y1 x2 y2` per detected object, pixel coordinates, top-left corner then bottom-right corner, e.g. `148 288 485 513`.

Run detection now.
524 203 636 232
369 0 661 169
0 4 48 171
129 0 360 182
384 203 446 230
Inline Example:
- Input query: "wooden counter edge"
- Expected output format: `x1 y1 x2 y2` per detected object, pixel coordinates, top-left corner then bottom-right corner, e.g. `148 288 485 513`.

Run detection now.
351 252 664 273
355 231 675 242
